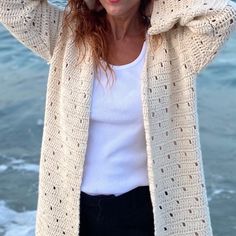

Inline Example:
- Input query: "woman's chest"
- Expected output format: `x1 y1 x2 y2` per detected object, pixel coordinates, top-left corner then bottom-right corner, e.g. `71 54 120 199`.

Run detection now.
106 37 146 66
90 64 145 123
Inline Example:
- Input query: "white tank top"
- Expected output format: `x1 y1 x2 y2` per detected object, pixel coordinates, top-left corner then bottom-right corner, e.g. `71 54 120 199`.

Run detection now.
81 39 148 196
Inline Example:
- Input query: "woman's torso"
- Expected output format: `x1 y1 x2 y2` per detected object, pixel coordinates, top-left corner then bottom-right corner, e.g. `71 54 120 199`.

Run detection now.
80 30 149 196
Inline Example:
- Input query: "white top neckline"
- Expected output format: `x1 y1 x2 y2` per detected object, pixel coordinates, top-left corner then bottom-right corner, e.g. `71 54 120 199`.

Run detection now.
100 39 147 71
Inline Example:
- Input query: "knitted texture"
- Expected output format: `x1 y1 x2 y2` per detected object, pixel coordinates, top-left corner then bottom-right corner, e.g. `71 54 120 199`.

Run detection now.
1 0 236 235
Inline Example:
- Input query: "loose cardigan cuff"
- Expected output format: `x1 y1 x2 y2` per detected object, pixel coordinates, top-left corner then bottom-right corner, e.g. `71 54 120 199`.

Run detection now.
147 0 231 35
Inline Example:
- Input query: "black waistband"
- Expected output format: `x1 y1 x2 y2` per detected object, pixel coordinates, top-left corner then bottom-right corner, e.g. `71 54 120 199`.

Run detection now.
80 185 151 208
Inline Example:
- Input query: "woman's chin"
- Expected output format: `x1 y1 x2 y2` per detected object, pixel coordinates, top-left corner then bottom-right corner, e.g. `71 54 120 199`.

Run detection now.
105 8 128 17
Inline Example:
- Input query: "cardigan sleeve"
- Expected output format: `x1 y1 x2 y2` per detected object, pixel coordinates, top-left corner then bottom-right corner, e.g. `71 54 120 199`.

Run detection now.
0 0 65 63
148 0 236 74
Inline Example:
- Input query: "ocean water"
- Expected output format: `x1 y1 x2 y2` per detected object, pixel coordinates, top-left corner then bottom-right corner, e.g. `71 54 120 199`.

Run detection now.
0 1 236 235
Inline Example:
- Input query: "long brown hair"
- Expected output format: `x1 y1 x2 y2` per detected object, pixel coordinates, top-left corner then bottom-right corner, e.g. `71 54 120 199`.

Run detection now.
61 0 162 88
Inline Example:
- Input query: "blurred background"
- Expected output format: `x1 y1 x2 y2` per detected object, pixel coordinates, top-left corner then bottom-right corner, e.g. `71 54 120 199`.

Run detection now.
0 0 236 235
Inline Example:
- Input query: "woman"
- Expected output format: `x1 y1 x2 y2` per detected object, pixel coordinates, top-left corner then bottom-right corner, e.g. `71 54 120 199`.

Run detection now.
0 0 236 236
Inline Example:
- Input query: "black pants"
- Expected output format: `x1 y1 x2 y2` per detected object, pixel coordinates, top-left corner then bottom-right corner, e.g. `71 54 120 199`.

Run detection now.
79 185 154 236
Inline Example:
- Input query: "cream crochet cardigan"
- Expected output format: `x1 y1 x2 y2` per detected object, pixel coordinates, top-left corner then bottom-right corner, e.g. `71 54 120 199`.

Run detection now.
1 0 236 235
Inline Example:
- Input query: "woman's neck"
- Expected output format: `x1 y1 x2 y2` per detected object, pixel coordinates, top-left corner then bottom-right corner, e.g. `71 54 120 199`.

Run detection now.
105 11 144 41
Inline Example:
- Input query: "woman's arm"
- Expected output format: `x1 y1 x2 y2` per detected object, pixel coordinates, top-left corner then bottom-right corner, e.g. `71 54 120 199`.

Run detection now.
0 0 65 64
148 0 236 74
